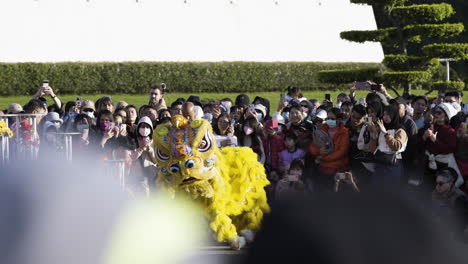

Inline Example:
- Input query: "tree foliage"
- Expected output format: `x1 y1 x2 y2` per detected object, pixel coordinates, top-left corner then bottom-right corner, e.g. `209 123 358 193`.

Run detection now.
423 43 468 60
325 0 468 95
430 80 466 91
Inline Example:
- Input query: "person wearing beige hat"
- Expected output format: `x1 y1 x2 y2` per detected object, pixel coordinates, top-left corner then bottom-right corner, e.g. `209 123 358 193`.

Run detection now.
80 100 96 119
7 103 23 114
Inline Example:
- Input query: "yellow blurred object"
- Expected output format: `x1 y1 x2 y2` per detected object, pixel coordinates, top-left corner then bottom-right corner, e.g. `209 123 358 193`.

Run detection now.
153 117 270 244
0 120 13 138
102 195 206 264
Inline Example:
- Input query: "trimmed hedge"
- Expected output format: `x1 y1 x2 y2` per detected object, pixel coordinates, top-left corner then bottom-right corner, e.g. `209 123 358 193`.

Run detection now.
382 71 432 86
350 0 407 6
422 43 468 60
0 62 381 96
383 55 426 71
404 23 465 39
317 68 380 84
393 3 454 23
430 81 466 91
340 28 397 44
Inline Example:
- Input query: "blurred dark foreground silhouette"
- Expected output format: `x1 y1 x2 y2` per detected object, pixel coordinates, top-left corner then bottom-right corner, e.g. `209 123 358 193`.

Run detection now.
245 191 468 264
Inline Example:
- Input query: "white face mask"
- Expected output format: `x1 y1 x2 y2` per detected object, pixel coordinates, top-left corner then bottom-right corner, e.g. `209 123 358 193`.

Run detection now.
84 111 94 119
311 108 317 116
139 127 151 137
256 113 264 122
336 103 342 109
276 126 283 134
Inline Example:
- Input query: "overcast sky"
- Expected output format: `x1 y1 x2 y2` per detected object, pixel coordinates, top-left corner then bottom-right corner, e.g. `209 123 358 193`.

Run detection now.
0 0 384 62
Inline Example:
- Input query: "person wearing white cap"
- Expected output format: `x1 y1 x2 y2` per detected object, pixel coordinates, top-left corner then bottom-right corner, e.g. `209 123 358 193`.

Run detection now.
254 104 267 123
7 103 23 114
422 103 463 190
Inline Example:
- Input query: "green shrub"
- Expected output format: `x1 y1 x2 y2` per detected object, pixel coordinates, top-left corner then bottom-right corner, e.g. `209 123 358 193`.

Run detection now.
393 3 454 23
422 43 468 60
0 62 381 96
382 71 432 86
317 68 380 84
430 81 466 91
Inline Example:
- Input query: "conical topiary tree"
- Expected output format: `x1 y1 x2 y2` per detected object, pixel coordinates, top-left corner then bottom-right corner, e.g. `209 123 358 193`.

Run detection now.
320 0 468 96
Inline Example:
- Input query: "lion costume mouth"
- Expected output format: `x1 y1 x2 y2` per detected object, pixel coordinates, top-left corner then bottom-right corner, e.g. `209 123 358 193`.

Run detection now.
180 177 200 185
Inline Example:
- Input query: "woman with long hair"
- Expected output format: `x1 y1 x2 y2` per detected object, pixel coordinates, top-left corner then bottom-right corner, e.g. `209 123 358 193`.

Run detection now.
368 105 408 189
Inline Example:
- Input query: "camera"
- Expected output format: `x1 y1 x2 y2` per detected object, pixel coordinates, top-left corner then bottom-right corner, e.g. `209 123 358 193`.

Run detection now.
161 83 169 94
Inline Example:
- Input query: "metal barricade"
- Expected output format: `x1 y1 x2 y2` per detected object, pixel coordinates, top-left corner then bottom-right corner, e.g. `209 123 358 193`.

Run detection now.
56 132 81 162
104 159 127 188
0 113 45 162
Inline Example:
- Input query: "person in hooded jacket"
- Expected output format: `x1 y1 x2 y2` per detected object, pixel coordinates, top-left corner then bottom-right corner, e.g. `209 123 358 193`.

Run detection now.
129 116 157 194
309 108 350 192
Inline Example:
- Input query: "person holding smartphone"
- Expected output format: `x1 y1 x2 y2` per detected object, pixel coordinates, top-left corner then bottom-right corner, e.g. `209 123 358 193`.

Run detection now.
214 112 238 148
33 80 62 110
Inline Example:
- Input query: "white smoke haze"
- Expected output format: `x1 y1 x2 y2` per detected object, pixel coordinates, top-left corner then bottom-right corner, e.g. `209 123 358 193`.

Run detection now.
0 159 208 264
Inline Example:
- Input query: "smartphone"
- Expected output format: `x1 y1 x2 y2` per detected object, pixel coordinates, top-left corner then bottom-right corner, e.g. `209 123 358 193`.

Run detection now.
42 80 49 88
230 120 236 127
280 93 286 103
368 116 372 124
248 104 255 113
354 81 368 90
463 104 468 114
108 122 115 131
76 97 82 107
325 94 331 101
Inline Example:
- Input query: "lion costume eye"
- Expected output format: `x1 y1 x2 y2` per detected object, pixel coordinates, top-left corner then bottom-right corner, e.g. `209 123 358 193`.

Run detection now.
185 159 195 169
170 164 180 173
156 148 170 161
198 131 212 153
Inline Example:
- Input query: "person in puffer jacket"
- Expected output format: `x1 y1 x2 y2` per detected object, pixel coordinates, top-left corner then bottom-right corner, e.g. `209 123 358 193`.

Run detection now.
309 108 349 192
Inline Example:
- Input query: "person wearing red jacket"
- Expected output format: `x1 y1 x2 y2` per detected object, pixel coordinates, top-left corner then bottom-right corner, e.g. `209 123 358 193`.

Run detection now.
421 103 459 192
263 120 285 173
309 108 350 192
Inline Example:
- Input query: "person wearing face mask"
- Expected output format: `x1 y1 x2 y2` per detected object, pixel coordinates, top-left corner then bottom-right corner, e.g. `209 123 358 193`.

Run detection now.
65 113 94 158
240 116 265 165
309 99 320 116
309 108 350 192
254 104 267 124
445 91 465 130
88 110 121 156
130 116 157 193
38 120 61 158
80 100 96 126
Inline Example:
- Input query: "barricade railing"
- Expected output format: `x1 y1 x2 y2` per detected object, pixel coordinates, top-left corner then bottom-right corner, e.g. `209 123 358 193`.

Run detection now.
56 132 81 162
0 113 46 162
104 159 127 188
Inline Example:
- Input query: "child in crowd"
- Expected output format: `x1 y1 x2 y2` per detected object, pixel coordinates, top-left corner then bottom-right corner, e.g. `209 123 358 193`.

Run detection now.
275 158 307 200
279 133 305 173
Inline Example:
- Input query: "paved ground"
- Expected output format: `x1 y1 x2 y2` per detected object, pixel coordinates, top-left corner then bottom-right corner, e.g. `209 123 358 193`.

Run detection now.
181 244 248 263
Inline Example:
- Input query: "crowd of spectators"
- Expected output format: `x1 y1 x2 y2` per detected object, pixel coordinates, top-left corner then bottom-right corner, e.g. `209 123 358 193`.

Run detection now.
1 82 468 242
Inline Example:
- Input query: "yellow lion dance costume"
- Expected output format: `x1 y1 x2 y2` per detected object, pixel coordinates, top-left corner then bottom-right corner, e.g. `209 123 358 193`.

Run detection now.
153 115 270 249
